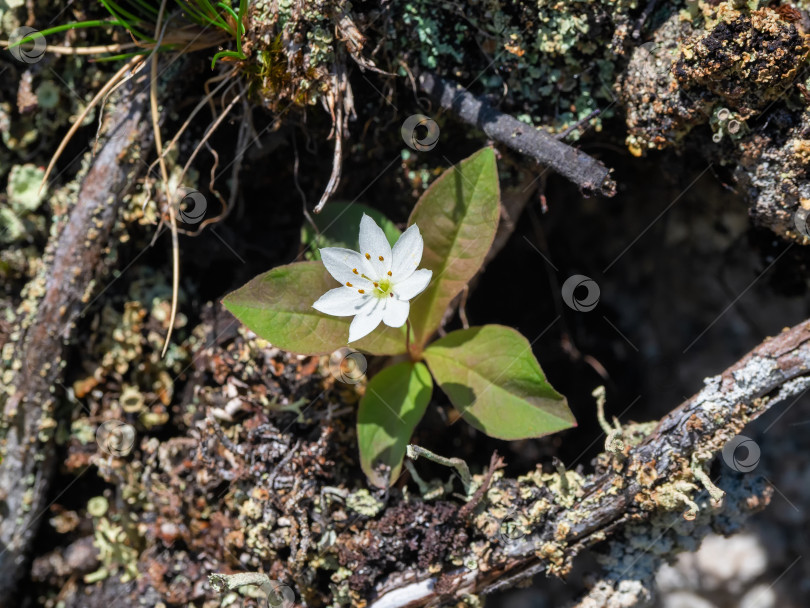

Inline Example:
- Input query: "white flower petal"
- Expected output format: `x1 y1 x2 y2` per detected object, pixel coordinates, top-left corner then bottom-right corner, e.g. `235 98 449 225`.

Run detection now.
382 298 410 328
313 287 367 316
391 224 424 281
394 268 432 301
348 298 385 342
358 214 392 276
320 247 374 287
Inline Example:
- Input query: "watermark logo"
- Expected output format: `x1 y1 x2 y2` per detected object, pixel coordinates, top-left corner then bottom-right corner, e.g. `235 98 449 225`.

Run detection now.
329 347 367 384
635 41 660 81
8 27 46 64
176 189 207 224
794 207 810 239
263 580 295 608
209 574 295 608
561 274 600 312
722 434 760 473
401 114 440 151
96 420 136 457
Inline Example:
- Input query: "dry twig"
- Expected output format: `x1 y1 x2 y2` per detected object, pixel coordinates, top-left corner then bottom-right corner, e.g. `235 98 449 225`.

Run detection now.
417 71 617 197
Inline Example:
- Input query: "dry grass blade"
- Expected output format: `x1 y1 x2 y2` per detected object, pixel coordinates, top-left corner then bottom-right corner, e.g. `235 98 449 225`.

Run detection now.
0 40 140 54
38 55 144 193
144 73 233 183
147 0 179 359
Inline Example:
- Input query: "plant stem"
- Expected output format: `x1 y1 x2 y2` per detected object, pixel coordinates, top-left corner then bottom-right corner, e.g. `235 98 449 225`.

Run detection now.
406 444 471 493
405 319 412 358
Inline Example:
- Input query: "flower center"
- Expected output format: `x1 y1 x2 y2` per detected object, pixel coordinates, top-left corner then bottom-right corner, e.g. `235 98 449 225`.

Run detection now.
356 272 395 299
377 278 391 292
373 278 393 298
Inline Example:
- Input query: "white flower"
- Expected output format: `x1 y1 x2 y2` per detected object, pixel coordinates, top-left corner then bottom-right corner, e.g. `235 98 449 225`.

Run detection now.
313 214 433 343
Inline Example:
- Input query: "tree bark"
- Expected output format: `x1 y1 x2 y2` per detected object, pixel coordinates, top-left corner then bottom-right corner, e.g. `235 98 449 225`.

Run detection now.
0 79 151 603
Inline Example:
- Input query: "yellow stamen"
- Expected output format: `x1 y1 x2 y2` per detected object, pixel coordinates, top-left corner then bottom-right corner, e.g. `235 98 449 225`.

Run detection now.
379 255 384 261
346 282 352 287
387 271 392 276
358 289 365 294
365 253 370 260
352 268 358 274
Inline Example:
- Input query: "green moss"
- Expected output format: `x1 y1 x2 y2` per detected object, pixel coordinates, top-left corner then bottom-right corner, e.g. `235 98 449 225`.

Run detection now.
87 517 140 583
35 80 61 110
87 496 109 517
7 164 45 214
345 489 385 516
0 207 25 243
391 0 643 133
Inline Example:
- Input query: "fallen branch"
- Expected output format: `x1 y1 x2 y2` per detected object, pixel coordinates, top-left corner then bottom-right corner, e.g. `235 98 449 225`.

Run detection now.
0 79 152 603
417 71 617 197
360 318 810 606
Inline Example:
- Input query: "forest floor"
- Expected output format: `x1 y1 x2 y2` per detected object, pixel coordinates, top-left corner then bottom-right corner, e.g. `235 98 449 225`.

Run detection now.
2 1 810 607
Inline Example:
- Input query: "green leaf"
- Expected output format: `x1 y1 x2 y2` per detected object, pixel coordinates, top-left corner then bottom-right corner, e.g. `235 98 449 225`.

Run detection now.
302 202 401 261
407 147 500 346
423 325 575 440
357 361 433 488
222 261 406 356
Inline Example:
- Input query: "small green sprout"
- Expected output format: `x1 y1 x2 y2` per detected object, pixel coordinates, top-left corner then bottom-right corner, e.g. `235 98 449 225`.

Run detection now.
224 148 577 488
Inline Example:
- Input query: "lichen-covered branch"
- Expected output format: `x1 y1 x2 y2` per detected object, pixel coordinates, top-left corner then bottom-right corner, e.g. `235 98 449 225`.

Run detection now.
0 80 152 603
358 319 810 607
417 71 617 197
